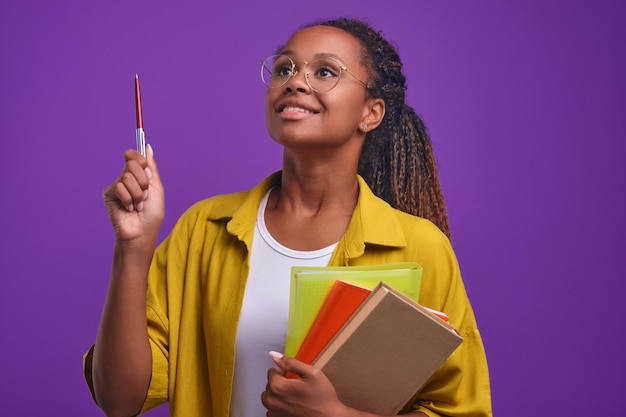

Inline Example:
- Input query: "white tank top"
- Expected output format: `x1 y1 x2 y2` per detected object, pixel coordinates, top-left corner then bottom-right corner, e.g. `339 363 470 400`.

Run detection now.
229 189 337 417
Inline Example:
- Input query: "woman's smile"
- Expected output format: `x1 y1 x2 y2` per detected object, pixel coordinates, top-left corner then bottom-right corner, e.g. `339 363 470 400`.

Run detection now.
278 106 317 120
280 106 315 114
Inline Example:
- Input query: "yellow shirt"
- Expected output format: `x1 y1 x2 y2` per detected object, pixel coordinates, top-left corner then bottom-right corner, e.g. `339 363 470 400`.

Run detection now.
85 172 492 416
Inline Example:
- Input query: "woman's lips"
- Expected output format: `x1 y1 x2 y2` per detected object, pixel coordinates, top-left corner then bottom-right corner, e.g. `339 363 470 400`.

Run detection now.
278 106 317 119
279 106 315 114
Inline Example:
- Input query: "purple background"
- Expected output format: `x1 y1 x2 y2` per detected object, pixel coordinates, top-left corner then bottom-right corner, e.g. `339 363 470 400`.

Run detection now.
1 1 624 416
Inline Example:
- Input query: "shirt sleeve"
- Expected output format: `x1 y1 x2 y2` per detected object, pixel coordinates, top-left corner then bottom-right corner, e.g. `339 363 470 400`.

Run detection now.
137 236 173 414
406 233 492 416
82 344 97 404
81 236 172 415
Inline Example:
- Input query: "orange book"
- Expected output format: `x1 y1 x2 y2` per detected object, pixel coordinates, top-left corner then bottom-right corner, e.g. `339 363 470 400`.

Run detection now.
295 280 371 364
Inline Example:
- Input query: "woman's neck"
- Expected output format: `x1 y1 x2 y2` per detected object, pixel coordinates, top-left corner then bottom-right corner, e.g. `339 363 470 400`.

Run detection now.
273 153 360 216
262 152 360 251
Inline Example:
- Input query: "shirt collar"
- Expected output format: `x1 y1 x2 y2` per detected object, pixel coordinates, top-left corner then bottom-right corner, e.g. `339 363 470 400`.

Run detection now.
208 172 407 254
338 175 408 260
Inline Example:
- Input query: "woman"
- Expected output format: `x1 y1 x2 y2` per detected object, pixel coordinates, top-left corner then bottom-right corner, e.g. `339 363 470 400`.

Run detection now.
85 18 491 417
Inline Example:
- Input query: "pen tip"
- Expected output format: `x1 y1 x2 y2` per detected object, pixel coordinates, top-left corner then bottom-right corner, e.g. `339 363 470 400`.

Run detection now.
135 73 139 79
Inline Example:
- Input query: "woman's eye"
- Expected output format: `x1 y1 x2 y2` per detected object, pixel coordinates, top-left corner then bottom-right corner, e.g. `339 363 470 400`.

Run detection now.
274 65 293 77
316 66 338 78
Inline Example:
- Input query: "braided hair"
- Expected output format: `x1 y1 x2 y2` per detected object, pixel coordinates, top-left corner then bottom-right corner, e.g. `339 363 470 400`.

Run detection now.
306 18 451 238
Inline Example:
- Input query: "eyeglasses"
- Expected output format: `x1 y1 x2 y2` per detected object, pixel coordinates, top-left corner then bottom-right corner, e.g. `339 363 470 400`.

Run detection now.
260 54 370 93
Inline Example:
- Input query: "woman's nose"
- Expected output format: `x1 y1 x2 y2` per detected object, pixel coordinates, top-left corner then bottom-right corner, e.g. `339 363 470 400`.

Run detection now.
284 70 310 93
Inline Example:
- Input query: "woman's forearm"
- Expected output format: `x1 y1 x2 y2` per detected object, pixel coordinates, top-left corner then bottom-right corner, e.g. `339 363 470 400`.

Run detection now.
92 242 155 417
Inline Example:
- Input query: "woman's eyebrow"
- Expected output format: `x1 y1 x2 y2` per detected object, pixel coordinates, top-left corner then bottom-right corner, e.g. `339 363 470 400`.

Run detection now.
279 49 344 61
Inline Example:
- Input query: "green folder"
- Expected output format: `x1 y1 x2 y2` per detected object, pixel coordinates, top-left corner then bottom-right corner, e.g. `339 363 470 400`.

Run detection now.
285 262 423 357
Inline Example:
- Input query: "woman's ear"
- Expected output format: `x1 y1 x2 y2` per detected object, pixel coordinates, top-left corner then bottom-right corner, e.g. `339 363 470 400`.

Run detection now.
360 98 385 132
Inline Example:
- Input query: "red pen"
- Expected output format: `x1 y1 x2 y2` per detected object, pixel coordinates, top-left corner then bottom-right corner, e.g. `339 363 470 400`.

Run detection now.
134 74 146 156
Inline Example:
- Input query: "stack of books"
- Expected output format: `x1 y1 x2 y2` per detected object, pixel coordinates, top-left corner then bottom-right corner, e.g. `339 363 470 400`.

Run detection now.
287 263 463 415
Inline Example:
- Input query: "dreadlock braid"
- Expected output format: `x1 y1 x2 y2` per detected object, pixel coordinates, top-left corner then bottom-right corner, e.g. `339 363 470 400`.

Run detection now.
308 18 451 238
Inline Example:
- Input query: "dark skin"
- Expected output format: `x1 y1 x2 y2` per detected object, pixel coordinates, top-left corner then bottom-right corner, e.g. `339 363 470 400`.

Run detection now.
92 25 426 417
94 145 162 417
260 26 427 417
263 25 381 252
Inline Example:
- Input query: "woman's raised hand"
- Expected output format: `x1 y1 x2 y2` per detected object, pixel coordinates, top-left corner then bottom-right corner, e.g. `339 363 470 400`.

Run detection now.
102 144 164 246
94 144 163 415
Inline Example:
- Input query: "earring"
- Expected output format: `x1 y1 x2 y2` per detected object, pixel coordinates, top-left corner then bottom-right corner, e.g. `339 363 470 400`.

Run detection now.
361 123 368 131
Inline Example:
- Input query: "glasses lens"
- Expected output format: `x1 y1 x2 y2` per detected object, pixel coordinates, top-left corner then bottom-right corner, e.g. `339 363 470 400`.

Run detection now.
260 55 345 92
306 57 342 92
261 55 293 87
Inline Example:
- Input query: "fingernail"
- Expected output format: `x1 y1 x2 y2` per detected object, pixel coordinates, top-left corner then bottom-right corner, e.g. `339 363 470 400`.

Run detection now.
269 351 284 359
143 190 149 200
137 201 144 211
147 143 154 155
145 167 153 179
127 204 134 212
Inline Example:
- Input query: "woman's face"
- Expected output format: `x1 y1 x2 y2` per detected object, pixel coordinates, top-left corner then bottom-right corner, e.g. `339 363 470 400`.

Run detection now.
265 25 376 152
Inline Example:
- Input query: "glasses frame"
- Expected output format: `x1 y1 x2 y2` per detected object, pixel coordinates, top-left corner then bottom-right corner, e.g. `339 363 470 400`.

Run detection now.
260 54 370 93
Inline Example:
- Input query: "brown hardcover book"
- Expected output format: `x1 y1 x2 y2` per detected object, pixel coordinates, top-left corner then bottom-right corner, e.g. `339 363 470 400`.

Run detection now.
312 282 463 415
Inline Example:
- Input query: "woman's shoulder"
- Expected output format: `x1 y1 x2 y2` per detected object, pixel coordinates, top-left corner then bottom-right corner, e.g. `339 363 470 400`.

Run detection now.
393 208 449 243
356 176 446 240
382 207 457 272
